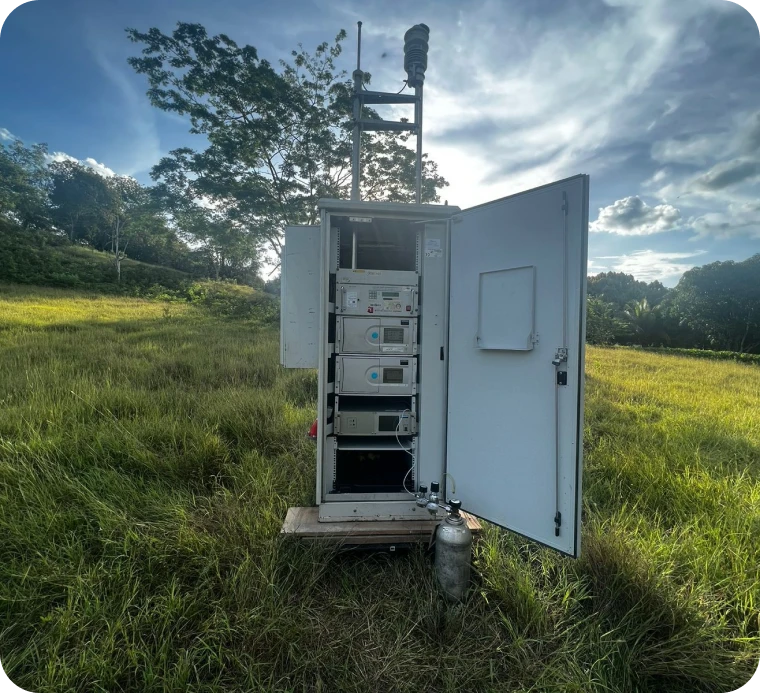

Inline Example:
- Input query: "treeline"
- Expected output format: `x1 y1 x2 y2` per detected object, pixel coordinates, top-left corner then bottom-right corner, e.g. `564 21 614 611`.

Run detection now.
1 23 757 352
587 259 760 354
3 134 759 352
0 24 449 294
0 139 267 289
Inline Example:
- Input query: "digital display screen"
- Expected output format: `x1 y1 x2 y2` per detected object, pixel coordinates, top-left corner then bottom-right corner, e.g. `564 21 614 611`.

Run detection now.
382 368 404 384
378 415 400 432
383 328 405 344
382 292 400 297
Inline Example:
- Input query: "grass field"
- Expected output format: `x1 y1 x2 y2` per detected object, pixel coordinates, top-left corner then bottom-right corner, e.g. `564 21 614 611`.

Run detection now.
0 284 758 692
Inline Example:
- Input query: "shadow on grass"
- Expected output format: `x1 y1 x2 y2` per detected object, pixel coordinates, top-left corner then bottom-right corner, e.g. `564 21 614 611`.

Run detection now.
576 530 753 693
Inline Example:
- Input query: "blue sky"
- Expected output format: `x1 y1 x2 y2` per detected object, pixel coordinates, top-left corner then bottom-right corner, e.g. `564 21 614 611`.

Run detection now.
1 0 759 285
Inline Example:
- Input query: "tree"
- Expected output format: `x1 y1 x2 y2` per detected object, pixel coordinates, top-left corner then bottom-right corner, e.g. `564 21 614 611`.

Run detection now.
122 207 195 272
586 297 621 345
126 24 448 267
49 160 112 242
180 206 260 282
671 255 760 353
587 272 669 312
152 184 261 283
0 140 51 229
263 274 281 296
104 177 150 282
622 298 671 347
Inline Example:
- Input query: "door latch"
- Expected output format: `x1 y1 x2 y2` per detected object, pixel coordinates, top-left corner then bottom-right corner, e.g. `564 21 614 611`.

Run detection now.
556 371 568 386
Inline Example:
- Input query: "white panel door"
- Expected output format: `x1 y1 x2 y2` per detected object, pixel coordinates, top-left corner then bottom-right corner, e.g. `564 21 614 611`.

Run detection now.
280 225 320 368
446 175 589 556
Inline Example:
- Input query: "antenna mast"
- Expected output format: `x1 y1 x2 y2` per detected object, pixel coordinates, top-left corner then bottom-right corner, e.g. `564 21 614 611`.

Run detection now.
350 22 430 203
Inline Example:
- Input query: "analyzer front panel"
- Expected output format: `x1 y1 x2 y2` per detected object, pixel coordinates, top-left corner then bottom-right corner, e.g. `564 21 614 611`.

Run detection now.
337 317 418 355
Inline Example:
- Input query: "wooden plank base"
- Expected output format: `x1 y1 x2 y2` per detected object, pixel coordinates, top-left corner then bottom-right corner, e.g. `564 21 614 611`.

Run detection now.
281 506 482 546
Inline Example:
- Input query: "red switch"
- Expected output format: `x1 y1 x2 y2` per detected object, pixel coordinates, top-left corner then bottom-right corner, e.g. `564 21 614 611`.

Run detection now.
367 306 374 313
406 305 411 311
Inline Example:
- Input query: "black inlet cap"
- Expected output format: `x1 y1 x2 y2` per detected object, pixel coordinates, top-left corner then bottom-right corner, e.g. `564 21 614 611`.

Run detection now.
419 485 427 494
431 481 440 493
449 499 461 514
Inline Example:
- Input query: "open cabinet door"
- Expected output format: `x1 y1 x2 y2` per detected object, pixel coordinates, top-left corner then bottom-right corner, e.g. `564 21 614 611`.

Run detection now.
280 225 321 368
446 175 589 556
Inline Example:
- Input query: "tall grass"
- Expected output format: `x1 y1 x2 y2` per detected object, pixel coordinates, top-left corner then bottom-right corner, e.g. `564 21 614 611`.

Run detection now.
0 285 757 692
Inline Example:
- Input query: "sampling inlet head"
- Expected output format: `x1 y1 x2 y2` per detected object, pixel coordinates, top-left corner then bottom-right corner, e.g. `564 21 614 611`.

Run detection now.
404 24 430 88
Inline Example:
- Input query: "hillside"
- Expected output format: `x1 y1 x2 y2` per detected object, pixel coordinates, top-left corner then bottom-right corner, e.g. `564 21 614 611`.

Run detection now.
0 219 196 294
0 285 757 692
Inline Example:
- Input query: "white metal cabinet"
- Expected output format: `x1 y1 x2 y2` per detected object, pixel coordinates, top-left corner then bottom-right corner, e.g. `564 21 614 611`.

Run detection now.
280 225 320 368
279 183 588 558
446 175 588 556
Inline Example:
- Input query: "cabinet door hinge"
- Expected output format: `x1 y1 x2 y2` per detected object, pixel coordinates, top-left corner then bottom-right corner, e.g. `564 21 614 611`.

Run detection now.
554 511 562 536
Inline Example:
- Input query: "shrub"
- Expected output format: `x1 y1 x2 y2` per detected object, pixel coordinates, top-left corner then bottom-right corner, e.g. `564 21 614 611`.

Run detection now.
608 345 760 365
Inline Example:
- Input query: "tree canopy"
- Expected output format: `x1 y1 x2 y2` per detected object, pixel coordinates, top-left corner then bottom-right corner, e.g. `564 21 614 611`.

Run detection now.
587 271 668 311
671 255 760 353
126 23 448 264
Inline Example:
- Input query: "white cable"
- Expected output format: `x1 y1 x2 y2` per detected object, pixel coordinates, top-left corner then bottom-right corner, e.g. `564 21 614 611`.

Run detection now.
401 462 415 496
397 409 416 496
395 409 413 453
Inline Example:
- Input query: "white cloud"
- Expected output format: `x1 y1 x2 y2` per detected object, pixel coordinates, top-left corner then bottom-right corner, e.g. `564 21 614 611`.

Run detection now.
592 249 707 282
651 110 760 204
400 0 720 206
45 151 78 165
651 132 728 166
643 169 669 188
591 196 682 235
694 158 760 191
651 108 760 171
0 127 17 141
690 201 760 240
81 157 116 177
45 151 116 177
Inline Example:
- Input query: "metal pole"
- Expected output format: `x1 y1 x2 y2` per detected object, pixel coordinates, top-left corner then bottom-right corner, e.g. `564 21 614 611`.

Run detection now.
351 22 363 201
357 21 362 70
415 85 423 204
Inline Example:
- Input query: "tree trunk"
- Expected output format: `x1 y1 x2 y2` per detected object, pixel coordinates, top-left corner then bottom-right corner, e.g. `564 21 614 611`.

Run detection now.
114 217 121 283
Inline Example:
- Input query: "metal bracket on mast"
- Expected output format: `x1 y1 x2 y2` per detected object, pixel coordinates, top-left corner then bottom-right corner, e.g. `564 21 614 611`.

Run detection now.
350 22 428 203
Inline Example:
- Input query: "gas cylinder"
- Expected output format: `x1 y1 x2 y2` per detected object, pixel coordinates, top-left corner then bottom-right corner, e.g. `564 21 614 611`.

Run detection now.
434 500 473 602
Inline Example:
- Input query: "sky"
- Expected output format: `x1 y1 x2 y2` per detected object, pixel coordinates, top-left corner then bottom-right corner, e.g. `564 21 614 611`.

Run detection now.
1 0 759 285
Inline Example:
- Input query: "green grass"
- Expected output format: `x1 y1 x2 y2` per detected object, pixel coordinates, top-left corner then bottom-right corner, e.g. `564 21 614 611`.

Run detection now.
614 345 760 365
0 285 758 692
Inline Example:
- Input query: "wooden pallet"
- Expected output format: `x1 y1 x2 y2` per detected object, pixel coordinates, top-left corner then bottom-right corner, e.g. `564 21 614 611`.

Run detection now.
281 506 482 546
